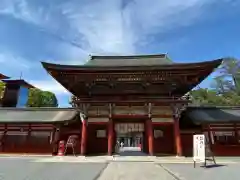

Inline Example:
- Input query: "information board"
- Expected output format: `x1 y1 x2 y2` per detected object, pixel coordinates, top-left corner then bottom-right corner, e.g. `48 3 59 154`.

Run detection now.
193 134 205 162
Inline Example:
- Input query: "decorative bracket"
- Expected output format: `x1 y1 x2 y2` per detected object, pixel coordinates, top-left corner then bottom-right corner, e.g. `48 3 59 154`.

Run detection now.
148 103 152 118
109 103 112 118
171 103 187 119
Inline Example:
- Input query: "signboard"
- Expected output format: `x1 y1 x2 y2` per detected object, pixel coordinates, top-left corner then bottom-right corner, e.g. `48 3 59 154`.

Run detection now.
193 134 205 162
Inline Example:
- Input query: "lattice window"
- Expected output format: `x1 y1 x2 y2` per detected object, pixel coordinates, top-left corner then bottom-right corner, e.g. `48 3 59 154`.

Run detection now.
5 131 28 146
115 123 144 133
213 131 236 145
29 131 51 146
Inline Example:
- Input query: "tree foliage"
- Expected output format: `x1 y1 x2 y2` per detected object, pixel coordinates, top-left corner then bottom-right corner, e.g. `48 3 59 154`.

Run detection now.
27 88 58 107
0 81 5 99
0 82 58 107
190 58 240 106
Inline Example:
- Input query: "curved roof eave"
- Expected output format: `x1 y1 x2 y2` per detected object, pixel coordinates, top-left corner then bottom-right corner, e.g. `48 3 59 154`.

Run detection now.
0 73 10 80
41 58 223 72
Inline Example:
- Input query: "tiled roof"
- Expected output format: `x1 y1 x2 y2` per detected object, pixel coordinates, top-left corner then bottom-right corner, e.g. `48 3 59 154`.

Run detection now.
184 106 240 124
0 108 78 123
84 54 173 66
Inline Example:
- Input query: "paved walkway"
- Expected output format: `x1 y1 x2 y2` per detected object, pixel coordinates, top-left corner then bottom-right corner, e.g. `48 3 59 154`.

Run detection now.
16 155 239 164
0 156 239 180
97 162 176 180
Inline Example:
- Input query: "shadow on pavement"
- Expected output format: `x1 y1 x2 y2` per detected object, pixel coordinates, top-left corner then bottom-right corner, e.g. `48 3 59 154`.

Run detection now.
200 164 226 168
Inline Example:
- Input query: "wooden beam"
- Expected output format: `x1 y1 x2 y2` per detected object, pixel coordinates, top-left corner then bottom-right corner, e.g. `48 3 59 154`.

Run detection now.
76 98 190 104
51 67 212 77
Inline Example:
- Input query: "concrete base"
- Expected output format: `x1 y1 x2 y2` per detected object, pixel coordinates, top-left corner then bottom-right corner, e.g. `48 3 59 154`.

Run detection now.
175 156 185 158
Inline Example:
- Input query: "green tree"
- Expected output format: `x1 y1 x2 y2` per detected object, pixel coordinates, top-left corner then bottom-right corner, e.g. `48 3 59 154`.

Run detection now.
40 91 58 107
189 88 223 105
213 57 240 94
0 81 5 99
190 57 240 106
27 88 58 107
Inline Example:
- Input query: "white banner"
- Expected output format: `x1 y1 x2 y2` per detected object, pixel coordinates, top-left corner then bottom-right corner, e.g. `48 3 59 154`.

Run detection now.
193 134 205 162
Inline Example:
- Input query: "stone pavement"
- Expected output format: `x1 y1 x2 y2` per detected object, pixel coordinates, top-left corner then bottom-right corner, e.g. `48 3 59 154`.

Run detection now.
97 162 176 180
0 157 107 180
32 155 239 164
161 163 240 180
0 156 239 180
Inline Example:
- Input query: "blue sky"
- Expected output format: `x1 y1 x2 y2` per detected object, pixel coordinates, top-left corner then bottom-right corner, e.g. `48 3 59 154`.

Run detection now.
0 0 240 107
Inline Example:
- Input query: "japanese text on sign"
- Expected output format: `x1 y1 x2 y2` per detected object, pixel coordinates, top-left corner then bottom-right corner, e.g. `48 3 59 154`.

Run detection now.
193 134 205 162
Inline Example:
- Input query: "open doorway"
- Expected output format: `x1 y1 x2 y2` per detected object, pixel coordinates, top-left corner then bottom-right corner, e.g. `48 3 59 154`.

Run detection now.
115 123 147 156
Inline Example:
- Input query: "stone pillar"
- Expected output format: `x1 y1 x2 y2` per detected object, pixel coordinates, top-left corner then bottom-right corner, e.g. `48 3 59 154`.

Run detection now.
147 118 154 155
80 119 87 155
173 117 182 156
108 119 114 155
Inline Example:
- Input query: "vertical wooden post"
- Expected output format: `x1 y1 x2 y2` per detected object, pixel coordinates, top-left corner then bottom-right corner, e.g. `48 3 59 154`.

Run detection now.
207 125 213 146
1 124 7 152
80 119 87 155
173 117 182 156
108 119 114 155
50 127 56 155
27 124 31 154
147 118 154 155
234 123 239 144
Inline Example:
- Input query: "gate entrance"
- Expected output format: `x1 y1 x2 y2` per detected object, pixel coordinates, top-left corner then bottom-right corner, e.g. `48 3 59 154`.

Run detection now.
115 123 144 153
116 132 143 148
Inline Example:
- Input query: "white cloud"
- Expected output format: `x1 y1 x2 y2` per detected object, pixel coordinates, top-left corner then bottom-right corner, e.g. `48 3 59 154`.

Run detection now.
0 0 46 27
0 0 216 62
126 0 212 36
29 79 70 95
0 0 222 106
61 0 136 54
0 52 31 69
0 51 37 78
58 0 217 56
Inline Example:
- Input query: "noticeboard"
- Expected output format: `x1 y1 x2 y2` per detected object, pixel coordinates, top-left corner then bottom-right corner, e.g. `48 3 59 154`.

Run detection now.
193 134 205 162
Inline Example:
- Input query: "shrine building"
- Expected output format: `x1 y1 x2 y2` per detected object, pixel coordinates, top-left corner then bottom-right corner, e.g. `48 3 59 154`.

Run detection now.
1 54 239 156
41 54 221 156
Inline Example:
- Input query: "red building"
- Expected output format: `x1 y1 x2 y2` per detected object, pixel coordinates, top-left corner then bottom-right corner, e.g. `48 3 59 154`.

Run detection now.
1 54 235 156
181 106 240 156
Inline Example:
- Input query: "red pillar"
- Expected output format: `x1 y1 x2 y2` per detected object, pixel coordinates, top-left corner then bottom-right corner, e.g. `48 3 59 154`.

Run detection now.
80 119 87 155
173 117 182 156
108 119 114 155
147 118 154 155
